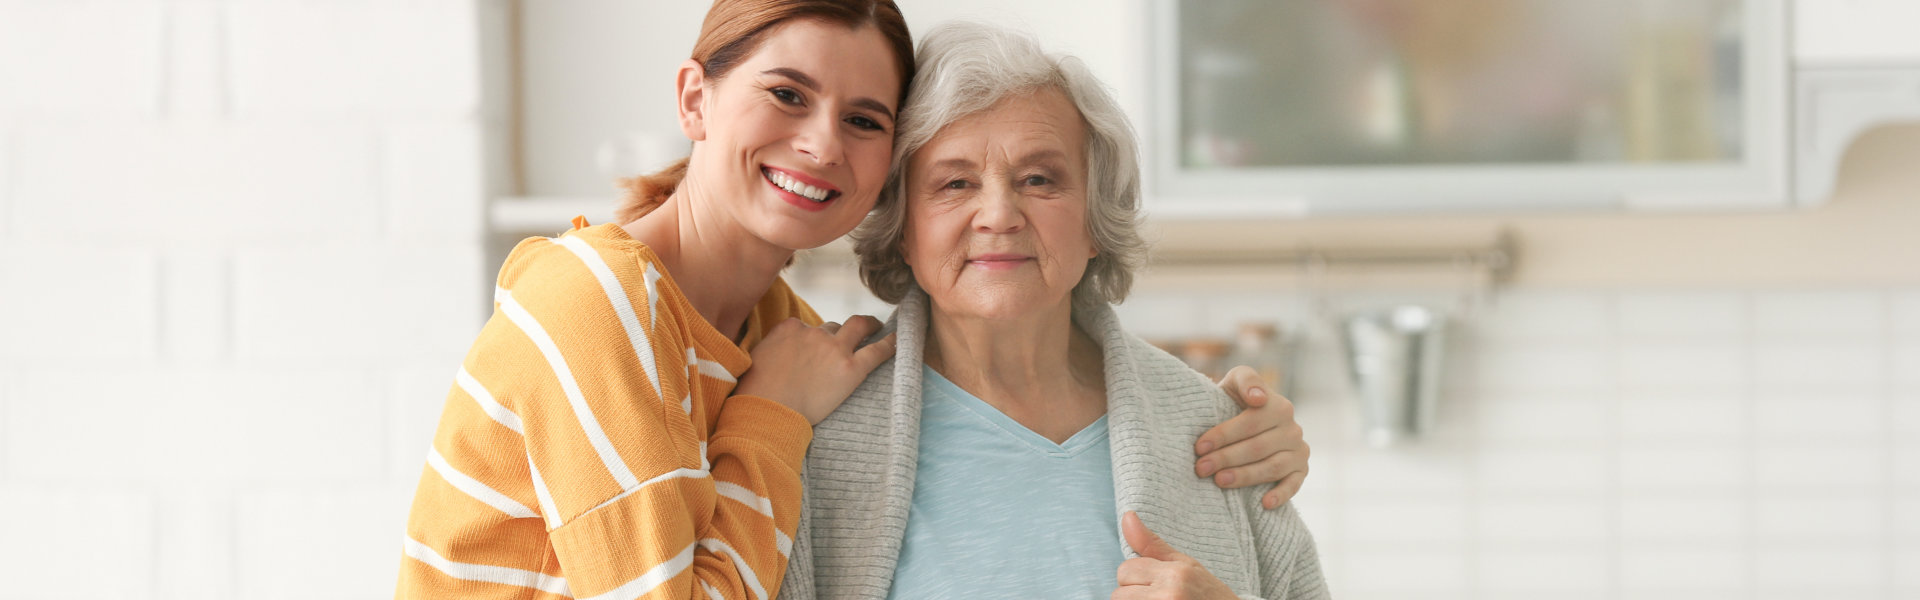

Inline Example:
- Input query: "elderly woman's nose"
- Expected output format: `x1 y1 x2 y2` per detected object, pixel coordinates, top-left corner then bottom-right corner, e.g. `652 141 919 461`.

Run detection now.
793 112 846 166
971 184 1027 233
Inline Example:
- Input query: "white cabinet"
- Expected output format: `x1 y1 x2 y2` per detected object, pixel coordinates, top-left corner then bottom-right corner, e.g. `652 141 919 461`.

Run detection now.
1145 0 1799 217
1795 0 1920 66
1790 1 1920 204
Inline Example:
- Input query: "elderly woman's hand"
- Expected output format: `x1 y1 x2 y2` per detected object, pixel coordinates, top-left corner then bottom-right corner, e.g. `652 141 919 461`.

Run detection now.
1113 511 1238 600
1195 366 1309 509
735 315 897 425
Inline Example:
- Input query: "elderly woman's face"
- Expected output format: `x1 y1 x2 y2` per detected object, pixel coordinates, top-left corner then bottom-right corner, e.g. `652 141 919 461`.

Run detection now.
900 88 1096 321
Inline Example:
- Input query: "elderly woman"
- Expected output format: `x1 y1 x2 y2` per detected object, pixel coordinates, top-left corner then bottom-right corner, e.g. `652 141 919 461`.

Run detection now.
778 22 1327 600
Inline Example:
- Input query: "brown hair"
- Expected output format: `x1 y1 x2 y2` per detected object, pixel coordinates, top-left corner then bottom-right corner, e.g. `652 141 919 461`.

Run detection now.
614 0 915 223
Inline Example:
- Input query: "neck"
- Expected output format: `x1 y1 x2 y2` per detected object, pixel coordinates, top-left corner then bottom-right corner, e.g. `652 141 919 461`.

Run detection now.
924 298 1106 421
622 182 793 342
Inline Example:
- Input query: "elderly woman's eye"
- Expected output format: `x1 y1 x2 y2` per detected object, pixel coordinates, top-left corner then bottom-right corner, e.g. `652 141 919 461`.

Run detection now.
943 179 969 190
1022 175 1053 186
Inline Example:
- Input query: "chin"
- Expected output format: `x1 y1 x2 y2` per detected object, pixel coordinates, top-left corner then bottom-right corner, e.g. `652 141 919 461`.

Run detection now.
951 290 1070 323
757 218 854 251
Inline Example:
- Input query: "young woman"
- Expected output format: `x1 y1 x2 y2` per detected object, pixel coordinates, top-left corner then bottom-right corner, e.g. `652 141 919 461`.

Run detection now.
398 2 1307 598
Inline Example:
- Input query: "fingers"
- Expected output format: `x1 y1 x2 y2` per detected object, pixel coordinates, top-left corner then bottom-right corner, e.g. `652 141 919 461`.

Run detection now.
820 321 842 335
1216 365 1273 409
1263 469 1307 509
1213 445 1306 490
1196 421 1298 479
1193 399 1291 463
852 332 898 372
1115 557 1166 586
1109 587 1155 600
1120 511 1180 561
834 314 883 346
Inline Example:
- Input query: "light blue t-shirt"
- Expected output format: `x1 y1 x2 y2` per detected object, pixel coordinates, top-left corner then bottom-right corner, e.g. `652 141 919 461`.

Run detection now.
886 366 1124 600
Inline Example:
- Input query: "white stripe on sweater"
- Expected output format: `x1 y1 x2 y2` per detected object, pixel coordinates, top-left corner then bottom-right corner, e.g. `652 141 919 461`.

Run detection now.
688 347 736 383
699 537 769 600
404 535 571 595
713 480 789 556
714 481 773 518
496 286 641 490
577 541 696 600
556 235 663 400
456 367 522 434
583 467 711 516
427 447 538 520
528 456 561 529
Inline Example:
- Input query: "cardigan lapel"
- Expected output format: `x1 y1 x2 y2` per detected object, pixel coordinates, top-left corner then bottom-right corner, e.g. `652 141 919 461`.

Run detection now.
793 290 930 599
1084 303 1248 586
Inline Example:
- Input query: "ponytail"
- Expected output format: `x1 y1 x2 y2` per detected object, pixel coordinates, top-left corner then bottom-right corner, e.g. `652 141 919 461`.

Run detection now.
614 157 689 223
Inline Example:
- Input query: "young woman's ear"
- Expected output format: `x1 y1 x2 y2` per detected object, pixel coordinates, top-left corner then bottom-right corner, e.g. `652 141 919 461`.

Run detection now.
675 58 710 141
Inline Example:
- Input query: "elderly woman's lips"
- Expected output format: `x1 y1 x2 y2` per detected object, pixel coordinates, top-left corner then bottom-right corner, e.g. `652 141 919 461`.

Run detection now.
966 255 1033 270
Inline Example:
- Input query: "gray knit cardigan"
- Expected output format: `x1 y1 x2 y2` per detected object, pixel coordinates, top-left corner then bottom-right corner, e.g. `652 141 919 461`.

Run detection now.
776 289 1329 600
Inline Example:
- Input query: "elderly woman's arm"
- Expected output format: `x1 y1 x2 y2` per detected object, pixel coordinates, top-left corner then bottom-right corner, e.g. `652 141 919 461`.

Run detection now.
1198 366 1312 509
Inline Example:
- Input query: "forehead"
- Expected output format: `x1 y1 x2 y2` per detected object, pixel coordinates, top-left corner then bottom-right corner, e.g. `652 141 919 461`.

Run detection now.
913 87 1087 164
736 19 902 106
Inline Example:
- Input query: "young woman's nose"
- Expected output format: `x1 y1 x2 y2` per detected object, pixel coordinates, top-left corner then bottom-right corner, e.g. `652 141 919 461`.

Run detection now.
792 111 845 167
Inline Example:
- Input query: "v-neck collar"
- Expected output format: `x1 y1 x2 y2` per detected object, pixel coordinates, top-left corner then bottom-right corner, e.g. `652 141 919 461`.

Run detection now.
921 365 1109 459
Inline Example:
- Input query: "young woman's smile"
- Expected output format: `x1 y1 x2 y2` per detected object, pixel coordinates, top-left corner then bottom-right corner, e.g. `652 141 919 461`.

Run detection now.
761 165 843 211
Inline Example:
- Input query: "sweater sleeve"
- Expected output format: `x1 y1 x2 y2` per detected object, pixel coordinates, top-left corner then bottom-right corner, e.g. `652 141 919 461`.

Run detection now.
399 235 812 600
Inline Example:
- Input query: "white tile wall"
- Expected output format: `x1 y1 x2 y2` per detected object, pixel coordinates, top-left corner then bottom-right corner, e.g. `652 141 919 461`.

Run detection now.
12 120 382 243
227 1 479 115
0 1 163 115
0 245 159 361
0 1 486 598
809 285 1920 599
164 1 226 118
0 491 156 599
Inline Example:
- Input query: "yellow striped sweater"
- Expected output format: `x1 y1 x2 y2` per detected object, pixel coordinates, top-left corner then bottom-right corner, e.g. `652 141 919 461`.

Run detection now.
398 221 821 599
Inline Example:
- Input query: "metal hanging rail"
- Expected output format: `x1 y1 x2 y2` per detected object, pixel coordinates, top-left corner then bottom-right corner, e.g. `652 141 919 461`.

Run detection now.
1144 230 1518 285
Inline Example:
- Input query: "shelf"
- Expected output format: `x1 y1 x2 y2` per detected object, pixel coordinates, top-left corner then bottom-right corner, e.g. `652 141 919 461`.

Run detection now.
489 195 620 233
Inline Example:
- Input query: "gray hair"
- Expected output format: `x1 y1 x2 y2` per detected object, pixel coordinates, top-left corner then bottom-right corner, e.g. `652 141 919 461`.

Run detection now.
851 21 1147 307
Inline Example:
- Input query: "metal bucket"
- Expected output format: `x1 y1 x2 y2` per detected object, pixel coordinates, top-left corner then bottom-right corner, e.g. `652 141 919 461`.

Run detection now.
1341 306 1447 447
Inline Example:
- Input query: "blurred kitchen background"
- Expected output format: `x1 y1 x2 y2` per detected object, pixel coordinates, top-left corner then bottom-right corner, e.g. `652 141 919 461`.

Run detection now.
1 0 1917 598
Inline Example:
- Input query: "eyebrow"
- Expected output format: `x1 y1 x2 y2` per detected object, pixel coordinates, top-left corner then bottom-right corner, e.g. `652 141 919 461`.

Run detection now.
761 67 896 122
1016 149 1071 166
927 158 978 173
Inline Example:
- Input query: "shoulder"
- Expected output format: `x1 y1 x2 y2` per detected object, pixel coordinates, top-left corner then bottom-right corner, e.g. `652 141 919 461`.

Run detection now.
490 225 686 354
495 224 660 303
1121 333 1235 412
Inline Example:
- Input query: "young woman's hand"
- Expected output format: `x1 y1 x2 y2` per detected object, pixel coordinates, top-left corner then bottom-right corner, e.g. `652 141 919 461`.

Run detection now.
735 315 897 425
1197 366 1310 509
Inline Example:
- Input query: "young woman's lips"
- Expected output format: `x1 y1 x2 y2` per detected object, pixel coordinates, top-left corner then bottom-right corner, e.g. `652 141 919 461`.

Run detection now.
762 166 841 213
967 254 1033 270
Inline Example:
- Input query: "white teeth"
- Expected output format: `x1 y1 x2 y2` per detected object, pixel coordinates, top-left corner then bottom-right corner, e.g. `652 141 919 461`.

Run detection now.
767 169 829 202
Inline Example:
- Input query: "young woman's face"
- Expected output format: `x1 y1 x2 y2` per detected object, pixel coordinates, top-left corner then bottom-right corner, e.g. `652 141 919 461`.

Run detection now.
684 18 902 251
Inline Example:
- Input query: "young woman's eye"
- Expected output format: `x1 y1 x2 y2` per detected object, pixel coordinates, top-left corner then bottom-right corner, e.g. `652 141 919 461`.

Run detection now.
770 87 802 105
846 115 884 132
